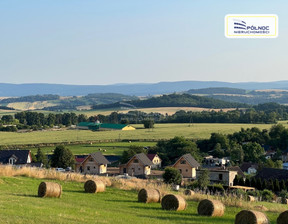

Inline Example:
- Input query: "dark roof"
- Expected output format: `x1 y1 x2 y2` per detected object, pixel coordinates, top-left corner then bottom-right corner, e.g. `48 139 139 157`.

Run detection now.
82 152 110 165
147 154 161 161
255 168 288 181
227 166 245 178
0 150 30 164
173 153 200 168
133 153 154 166
240 162 258 173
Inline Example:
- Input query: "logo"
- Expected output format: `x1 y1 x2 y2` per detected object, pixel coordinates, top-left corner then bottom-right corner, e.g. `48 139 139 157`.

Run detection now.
225 14 278 38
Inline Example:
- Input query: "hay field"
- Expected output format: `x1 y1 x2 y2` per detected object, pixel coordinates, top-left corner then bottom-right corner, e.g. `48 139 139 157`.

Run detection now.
1 123 287 146
0 176 280 224
7 101 58 110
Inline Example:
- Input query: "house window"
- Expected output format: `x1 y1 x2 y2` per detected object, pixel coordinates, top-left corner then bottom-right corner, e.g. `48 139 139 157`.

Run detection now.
138 168 141 170
134 159 139 163
219 174 223 180
180 160 186 164
9 158 16 165
186 169 188 172
94 166 96 169
89 158 93 162
87 166 90 171
179 169 182 173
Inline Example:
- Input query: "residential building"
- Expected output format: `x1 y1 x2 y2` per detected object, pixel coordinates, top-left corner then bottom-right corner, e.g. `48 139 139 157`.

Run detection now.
119 153 153 177
75 152 110 175
196 169 238 186
0 150 32 165
172 153 200 179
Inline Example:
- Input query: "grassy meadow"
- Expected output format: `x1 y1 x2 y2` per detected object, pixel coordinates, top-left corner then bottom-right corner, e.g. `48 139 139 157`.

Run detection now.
30 141 156 156
1 123 287 147
0 176 281 224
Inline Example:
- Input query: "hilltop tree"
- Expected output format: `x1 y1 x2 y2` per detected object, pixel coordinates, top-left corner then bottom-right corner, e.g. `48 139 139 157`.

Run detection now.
163 167 182 185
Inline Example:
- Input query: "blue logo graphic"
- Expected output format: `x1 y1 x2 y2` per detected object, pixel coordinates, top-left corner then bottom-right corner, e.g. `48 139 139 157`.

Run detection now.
234 19 247 30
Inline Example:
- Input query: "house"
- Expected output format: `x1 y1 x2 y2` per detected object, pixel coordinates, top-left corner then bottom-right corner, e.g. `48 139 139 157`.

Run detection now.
75 152 110 175
203 156 230 167
283 162 288 170
0 150 32 165
172 153 200 179
196 169 238 186
147 154 162 169
255 168 288 181
240 162 258 174
119 153 153 177
282 149 288 162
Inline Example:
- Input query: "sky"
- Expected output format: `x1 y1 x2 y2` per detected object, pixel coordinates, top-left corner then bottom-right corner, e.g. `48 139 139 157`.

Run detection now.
0 0 287 85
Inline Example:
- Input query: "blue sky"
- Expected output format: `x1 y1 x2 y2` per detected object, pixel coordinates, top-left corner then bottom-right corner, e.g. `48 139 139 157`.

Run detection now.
0 0 287 85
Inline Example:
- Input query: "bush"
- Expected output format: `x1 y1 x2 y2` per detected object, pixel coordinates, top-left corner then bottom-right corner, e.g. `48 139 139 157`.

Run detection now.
162 167 182 185
261 189 275 202
143 120 154 129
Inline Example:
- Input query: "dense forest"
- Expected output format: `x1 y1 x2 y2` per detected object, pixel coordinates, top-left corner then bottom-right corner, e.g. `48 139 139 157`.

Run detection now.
0 94 60 103
92 93 247 110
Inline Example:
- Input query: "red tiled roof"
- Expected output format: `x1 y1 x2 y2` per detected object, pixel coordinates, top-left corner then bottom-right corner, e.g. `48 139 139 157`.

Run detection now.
75 157 86 163
147 154 157 161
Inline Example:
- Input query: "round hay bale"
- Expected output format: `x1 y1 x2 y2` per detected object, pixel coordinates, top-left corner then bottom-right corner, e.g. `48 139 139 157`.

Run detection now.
161 194 187 211
197 199 225 217
248 195 255 202
281 198 288 205
84 180 105 193
138 188 161 203
277 210 288 224
38 182 62 198
184 189 195 196
235 210 269 224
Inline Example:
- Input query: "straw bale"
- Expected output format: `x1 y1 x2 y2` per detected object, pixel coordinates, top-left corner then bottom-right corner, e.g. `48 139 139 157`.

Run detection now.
184 189 195 196
38 182 62 198
277 210 288 224
197 199 225 217
138 188 161 203
84 180 105 193
235 210 270 224
161 194 187 211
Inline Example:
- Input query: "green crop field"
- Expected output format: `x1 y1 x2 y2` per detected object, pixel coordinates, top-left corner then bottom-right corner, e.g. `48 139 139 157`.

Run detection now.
0 176 280 224
1 123 288 147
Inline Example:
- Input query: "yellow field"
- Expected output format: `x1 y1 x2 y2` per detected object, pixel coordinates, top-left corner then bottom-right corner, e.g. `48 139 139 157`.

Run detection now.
7 101 58 110
1 123 287 146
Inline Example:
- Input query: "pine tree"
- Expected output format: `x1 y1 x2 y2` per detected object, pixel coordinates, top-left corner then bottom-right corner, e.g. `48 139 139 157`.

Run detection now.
280 180 286 191
274 179 281 192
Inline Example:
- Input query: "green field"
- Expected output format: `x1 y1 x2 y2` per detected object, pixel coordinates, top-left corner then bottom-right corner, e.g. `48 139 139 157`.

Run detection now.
0 176 280 224
1 123 287 147
30 142 156 156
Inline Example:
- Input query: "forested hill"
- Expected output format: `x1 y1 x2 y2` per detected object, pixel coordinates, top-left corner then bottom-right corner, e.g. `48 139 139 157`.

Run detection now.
187 87 247 95
91 93 248 110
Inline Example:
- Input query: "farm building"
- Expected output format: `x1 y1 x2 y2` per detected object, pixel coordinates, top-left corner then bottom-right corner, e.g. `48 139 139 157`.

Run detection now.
77 122 135 131
75 152 110 175
196 169 238 186
147 154 162 169
0 150 32 165
119 153 153 177
172 153 200 179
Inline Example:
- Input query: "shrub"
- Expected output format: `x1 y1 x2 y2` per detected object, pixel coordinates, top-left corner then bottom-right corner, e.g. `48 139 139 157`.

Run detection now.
162 167 182 185
261 189 275 202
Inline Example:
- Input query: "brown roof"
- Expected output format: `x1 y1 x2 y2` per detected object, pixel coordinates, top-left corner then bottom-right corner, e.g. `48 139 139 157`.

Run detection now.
125 153 153 166
240 162 258 173
173 153 200 168
81 152 110 165
208 166 245 178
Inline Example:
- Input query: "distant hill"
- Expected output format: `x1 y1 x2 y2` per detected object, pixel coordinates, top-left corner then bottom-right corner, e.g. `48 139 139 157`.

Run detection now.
0 93 138 111
1 81 288 97
91 93 247 110
186 88 288 105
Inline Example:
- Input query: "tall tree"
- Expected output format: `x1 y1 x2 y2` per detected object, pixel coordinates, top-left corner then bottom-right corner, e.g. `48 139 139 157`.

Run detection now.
50 145 75 168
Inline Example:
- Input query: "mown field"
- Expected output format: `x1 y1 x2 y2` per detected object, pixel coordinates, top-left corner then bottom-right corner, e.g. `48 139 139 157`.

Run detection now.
1 123 287 147
0 176 281 224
